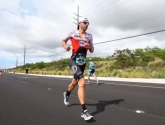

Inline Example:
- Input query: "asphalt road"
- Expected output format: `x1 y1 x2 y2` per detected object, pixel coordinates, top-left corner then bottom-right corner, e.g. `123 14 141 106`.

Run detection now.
0 72 165 125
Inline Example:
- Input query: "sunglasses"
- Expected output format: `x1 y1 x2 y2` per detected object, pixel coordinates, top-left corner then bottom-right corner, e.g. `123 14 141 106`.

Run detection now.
82 22 89 25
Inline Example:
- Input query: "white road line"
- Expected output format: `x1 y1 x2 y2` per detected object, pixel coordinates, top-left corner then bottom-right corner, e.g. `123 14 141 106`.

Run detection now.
10 76 165 89
48 88 52 90
106 83 165 89
136 110 145 113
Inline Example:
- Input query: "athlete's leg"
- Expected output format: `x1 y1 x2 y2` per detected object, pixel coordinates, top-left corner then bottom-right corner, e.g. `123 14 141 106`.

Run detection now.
66 58 79 93
91 68 99 84
63 58 78 106
93 74 97 79
77 77 86 105
77 75 93 120
64 79 78 105
93 74 99 85
65 57 93 120
78 77 93 120
88 75 90 81
64 58 83 105
66 78 78 96
87 70 91 83
68 79 77 91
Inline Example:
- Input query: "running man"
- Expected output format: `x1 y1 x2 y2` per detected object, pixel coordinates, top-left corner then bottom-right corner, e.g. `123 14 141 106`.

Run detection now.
25 67 29 77
87 58 99 85
61 18 94 121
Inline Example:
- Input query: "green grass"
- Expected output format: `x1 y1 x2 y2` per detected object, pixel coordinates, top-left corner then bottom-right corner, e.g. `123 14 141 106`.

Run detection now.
10 59 165 78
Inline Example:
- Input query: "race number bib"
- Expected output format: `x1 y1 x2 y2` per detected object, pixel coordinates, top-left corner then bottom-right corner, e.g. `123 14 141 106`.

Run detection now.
76 54 86 65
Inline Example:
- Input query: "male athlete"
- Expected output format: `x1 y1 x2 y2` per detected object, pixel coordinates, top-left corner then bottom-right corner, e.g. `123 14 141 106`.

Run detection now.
25 67 29 77
87 58 99 85
61 18 94 121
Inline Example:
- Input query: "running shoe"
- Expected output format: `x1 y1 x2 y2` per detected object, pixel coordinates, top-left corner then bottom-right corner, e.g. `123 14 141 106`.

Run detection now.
86 81 90 84
96 80 99 85
81 110 93 121
63 92 69 105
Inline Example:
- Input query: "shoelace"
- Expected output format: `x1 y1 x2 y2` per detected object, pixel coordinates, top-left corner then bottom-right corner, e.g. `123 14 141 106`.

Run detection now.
66 96 69 102
85 112 90 117
83 111 90 117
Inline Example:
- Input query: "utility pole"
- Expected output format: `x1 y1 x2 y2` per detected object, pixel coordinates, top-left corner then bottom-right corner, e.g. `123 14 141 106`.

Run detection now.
16 56 18 68
73 5 82 26
24 45 26 65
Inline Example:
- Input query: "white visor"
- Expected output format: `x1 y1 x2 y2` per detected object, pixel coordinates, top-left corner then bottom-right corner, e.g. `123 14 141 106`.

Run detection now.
79 18 89 23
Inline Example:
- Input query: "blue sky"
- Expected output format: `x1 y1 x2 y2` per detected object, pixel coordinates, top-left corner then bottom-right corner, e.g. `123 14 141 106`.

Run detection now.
19 0 37 16
1 0 165 69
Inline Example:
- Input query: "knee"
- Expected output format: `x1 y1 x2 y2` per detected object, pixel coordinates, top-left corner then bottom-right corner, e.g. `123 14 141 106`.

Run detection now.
71 79 78 86
78 78 86 87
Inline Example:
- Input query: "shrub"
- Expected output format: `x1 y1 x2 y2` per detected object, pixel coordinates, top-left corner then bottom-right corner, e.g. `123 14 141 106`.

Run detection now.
147 58 163 70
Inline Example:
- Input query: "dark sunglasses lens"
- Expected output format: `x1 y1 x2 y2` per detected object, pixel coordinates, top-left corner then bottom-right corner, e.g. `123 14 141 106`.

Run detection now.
83 22 89 25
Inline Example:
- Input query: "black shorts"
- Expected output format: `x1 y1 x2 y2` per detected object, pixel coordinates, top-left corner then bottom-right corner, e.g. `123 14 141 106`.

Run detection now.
88 69 95 75
69 53 86 81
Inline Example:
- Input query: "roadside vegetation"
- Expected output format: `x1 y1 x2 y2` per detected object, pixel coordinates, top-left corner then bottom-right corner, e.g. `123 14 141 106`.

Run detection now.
9 46 165 78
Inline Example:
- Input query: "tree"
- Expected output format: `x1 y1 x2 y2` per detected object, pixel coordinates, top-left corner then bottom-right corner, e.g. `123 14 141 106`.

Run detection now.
112 48 138 69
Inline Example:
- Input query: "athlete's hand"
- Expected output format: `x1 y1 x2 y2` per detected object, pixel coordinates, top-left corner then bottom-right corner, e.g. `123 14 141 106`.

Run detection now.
65 44 71 51
85 43 90 49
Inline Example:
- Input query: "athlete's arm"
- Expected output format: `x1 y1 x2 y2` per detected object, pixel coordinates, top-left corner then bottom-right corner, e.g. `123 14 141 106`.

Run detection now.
61 40 71 51
61 31 73 51
92 62 94 66
89 34 94 53
61 40 70 51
